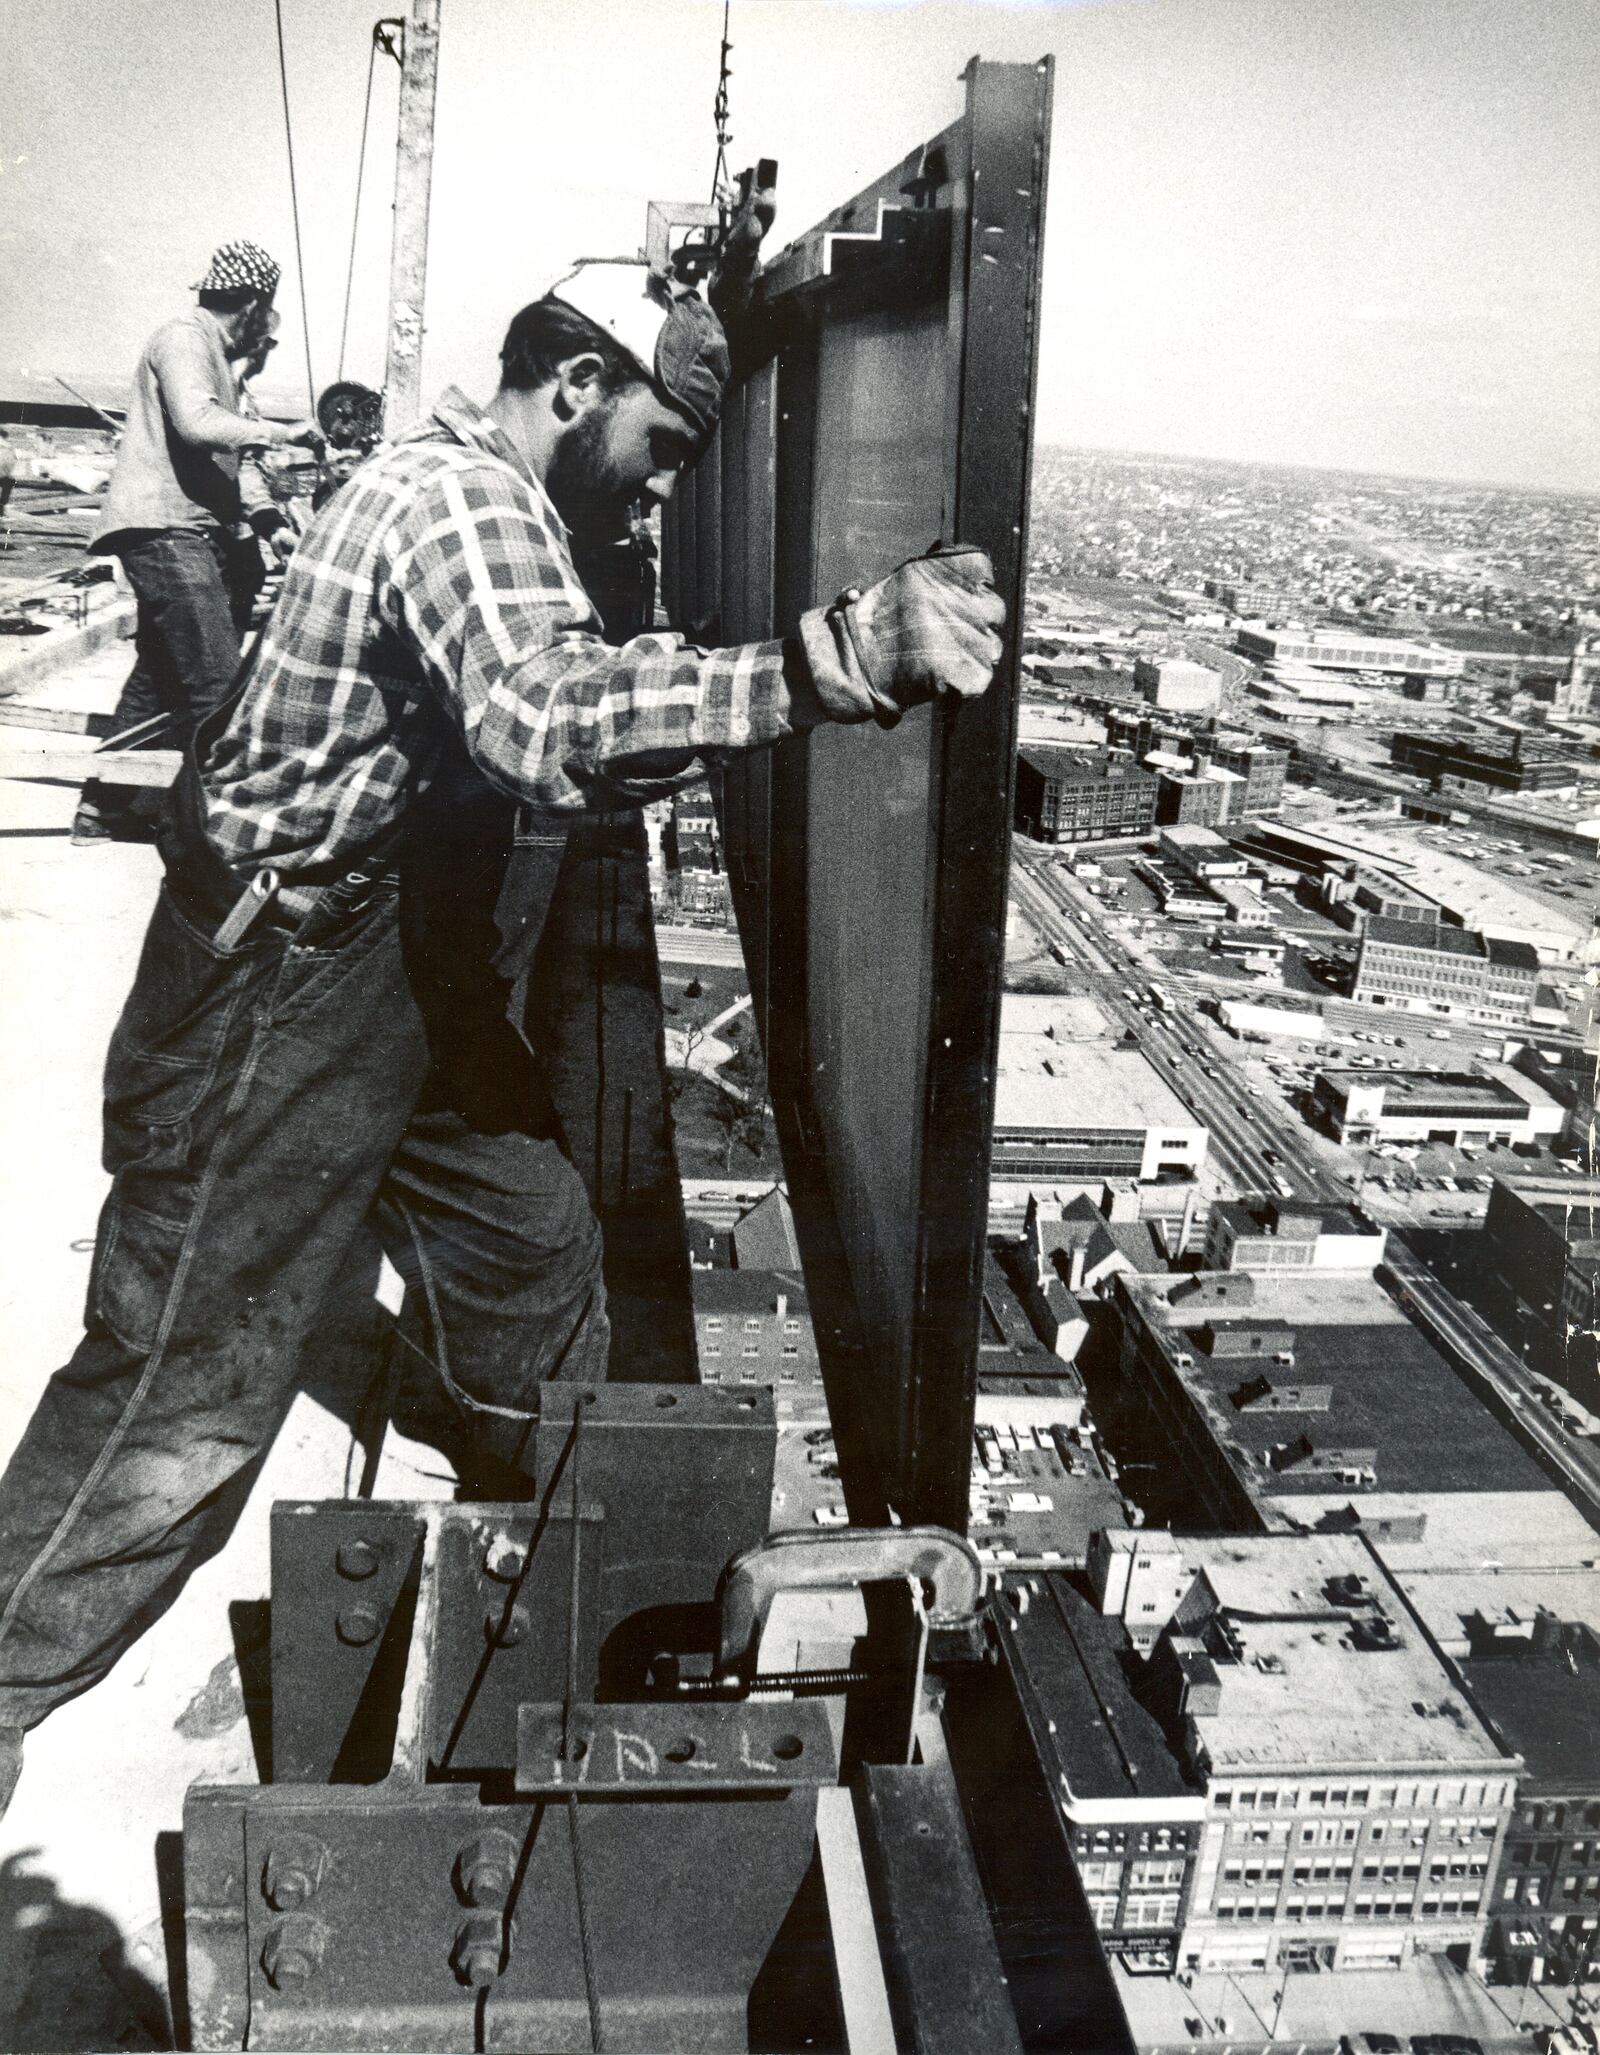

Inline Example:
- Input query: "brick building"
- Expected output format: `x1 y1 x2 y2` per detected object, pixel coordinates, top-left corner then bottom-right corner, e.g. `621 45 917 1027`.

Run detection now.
1352 916 1540 1025
1014 745 1159 844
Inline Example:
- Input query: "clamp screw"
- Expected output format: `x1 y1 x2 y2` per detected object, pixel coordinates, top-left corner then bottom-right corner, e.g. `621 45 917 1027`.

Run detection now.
337 1538 381 1580
262 1833 329 1911
336 1603 382 1646
261 1915 327 1992
452 1911 507 1988
456 1828 520 1908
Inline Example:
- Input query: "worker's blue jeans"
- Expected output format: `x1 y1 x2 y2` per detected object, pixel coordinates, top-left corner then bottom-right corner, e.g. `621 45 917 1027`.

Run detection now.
0 871 608 1731
79 529 260 818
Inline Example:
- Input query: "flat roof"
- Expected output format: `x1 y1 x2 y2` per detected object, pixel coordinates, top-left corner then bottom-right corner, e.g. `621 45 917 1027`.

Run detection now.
1173 1536 1509 1772
1161 824 1231 849
1005 1574 1204 1802
1211 1197 1380 1240
1018 744 1154 784
1461 1652 1600 1789
1128 1270 1549 1498
995 1043 1205 1136
1320 1070 1535 1114
1364 916 1484 958
1000 992 1115 1042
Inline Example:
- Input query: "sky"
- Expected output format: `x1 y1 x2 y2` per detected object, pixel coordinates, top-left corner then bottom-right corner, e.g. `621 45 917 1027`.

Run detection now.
2 0 1596 490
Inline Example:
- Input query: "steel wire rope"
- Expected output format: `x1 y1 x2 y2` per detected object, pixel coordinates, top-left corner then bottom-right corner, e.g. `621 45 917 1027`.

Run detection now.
709 0 732 207
336 27 384 383
271 0 318 413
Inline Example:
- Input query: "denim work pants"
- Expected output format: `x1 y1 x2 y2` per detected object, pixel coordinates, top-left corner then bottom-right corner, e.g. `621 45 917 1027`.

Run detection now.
80 530 261 825
0 869 608 1730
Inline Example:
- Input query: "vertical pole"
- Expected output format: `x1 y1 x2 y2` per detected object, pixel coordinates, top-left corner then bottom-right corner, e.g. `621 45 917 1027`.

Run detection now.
384 0 440 433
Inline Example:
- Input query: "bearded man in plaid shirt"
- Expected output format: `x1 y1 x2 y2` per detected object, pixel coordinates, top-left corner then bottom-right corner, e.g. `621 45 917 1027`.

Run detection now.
0 247 1007 1814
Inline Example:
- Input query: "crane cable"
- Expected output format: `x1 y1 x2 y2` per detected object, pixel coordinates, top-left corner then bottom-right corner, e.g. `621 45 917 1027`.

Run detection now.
337 20 403 385
337 30 381 384
271 0 318 415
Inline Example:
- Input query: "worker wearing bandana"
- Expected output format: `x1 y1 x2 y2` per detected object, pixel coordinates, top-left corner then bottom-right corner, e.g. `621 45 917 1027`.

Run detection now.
73 240 323 843
0 254 1008 1817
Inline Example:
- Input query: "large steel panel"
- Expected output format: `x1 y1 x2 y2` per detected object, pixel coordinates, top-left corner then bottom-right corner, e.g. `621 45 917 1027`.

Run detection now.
663 60 1053 1528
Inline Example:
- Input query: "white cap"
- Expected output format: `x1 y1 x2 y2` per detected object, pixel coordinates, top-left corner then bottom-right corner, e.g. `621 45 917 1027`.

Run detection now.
546 260 677 384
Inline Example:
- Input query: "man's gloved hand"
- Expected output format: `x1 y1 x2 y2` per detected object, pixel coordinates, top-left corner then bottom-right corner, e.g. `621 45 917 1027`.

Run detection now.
797 542 1007 728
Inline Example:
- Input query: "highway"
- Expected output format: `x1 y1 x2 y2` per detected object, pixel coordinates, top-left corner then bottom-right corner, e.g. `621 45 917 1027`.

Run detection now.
1009 843 1600 1523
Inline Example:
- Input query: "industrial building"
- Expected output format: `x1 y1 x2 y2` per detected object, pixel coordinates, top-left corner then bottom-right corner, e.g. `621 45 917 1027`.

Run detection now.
1086 1531 1520 1977
1391 729 1587 799
1313 1068 1564 1148
992 1041 1210 1187
1014 744 1159 843
1105 713 1290 822
1236 627 1465 679
1108 1268 1552 1533
1353 915 1541 1024
1134 654 1222 715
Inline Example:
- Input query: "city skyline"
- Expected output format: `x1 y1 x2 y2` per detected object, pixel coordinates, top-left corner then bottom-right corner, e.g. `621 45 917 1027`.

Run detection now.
3 0 1596 491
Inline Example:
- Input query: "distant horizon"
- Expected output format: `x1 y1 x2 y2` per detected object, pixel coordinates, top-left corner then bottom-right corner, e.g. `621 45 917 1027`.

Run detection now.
1036 441 1600 503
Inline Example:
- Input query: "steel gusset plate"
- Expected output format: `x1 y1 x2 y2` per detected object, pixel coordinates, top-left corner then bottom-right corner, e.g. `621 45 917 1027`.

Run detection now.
184 1777 823 2053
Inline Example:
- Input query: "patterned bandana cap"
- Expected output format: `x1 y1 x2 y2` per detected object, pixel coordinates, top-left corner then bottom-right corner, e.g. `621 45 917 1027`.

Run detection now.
191 241 281 297
547 260 730 447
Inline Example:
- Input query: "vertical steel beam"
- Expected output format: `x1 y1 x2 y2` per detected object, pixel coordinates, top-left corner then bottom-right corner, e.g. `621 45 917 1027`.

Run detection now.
384 0 440 432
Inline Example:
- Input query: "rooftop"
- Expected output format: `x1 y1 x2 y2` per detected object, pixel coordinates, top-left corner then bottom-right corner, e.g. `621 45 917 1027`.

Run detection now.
1320 1069 1538 1115
731 1187 802 1269
995 1042 1204 1136
1172 1535 1511 1773
1363 916 1484 958
1017 743 1154 786
1126 1269 1550 1498
1461 1642 1600 1791
1211 1197 1381 1241
1161 824 1231 850
1003 1575 1204 1804
689 1267 808 1316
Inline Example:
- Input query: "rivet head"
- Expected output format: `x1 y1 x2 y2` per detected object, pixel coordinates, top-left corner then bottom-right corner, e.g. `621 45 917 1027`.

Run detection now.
337 1538 381 1580
336 1603 381 1646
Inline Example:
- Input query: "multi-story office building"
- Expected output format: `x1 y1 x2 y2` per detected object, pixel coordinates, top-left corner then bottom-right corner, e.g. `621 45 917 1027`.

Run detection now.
1236 628 1464 679
1109 1268 1552 1533
1313 1068 1564 1149
1220 584 1305 624
1207 735 1290 816
1014 745 1159 844
1461 1611 1600 1987
1483 1176 1600 1405
996 1568 1208 1969
1353 916 1540 1024
1088 1532 1521 1976
1390 730 1584 798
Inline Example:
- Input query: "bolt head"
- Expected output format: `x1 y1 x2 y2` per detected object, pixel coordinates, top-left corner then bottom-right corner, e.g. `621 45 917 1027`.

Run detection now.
261 1915 327 1993
485 1602 530 1648
262 1835 328 1912
484 1533 527 1582
337 1538 381 1580
452 1912 506 1988
336 1603 382 1646
456 1829 519 1908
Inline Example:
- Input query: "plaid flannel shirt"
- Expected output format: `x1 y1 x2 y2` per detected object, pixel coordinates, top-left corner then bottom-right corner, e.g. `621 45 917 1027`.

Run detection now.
202 387 796 881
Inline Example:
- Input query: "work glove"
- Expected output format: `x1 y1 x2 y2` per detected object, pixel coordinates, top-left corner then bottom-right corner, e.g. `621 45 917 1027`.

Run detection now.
797 542 1007 728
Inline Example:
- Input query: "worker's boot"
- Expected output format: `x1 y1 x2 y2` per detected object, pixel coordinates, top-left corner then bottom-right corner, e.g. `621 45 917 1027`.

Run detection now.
0 1724 22 1823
